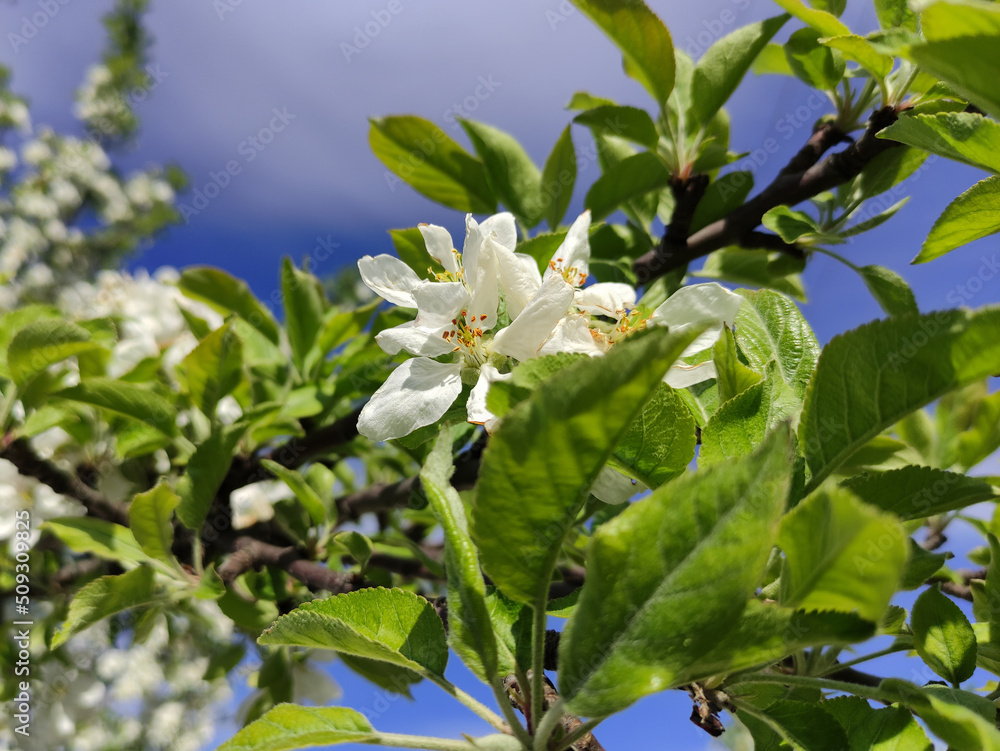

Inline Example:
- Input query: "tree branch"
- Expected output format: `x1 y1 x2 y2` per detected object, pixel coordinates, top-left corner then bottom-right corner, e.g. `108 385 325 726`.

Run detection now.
634 107 899 282
502 674 606 751
0 436 130 526
224 408 363 493
217 534 368 594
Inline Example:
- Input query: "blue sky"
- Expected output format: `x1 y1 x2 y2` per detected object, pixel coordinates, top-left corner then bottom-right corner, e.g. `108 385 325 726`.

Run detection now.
3 0 999 749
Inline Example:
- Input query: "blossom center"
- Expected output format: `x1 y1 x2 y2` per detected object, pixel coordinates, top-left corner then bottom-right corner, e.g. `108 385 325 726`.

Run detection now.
442 309 492 366
549 257 587 287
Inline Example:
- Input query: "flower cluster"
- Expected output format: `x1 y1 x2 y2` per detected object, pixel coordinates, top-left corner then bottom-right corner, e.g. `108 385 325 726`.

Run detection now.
356 211 743 457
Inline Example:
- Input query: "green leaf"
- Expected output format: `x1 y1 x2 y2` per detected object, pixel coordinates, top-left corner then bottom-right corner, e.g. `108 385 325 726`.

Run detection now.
820 34 893 80
566 91 617 110
901 540 951 590
762 205 841 245
688 16 787 127
540 125 577 230
338 654 421 699
486 352 587 419
785 26 845 90
841 466 1000 520
459 118 543 228
874 0 917 31
733 289 819 399
689 171 754 234
573 105 658 149
52 566 158 648
512 232 570 275
912 584 978 685
584 151 672 221
369 115 495 213
778 486 907 621
387 227 436 280
981 534 1000 642
281 258 326 373
259 588 448 678
878 112 1000 173
181 321 243 418
612 383 696 489
178 267 281 346
7 320 104 386
305 301 378 377
175 424 246 529
712 325 763 403
752 43 795 76
771 0 850 36
569 0 675 107
262 460 327 527
739 699 849 751
128 482 180 567
420 430 499 682
881 679 1000 751
192 564 226 600
917 175 1000 263
334 532 373 569
473 327 705 606
924 1 1000 39
558 426 794 717
694 248 806 301
44 517 153 566
906 35 1000 120
852 704 932 751
852 147 928 202
217 704 376 751
687 602 874 687
859 265 919 317
700 362 800 465
798 306 1000 493
0 305 61 379
57 378 177 436
953 388 1000 470
842 198 909 237
484 587 532 676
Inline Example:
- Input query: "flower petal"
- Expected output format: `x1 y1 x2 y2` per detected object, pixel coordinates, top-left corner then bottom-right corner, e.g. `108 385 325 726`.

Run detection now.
468 237 500 331
467 363 512 433
412 280 469 326
650 282 743 355
357 254 422 307
665 360 718 389
545 210 591 286
357 358 463 442
538 314 605 357
574 282 637 317
590 466 645 504
418 223 460 275
494 244 542 319
492 275 575 362
375 321 456 357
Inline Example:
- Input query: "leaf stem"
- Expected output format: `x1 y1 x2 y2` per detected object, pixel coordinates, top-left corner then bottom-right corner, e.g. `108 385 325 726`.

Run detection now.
491 676 533 747
552 718 602 751
731 671 893 703
428 675 510 734
0 383 18 433
816 642 911 676
532 698 564 751
376 731 483 751
530 601 547 734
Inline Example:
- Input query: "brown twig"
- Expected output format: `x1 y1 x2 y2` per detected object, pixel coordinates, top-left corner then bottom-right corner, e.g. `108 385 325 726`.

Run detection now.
633 107 900 282
0 436 130 526
217 534 368 594
503 673 606 751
